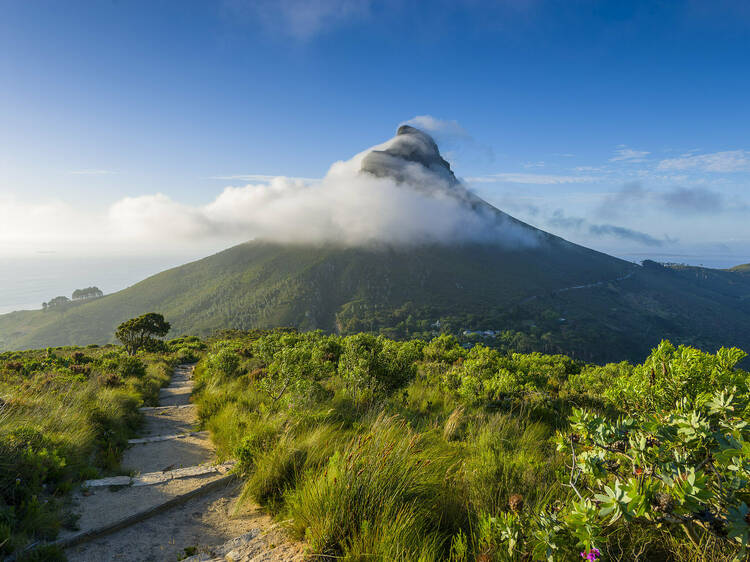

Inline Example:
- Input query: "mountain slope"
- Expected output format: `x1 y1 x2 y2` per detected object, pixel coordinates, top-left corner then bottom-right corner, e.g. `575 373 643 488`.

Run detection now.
2 126 749 362
2 242 750 363
0 239 631 350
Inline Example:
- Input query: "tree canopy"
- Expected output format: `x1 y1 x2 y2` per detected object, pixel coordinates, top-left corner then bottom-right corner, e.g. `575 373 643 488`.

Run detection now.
43 296 70 310
72 286 103 300
115 312 171 355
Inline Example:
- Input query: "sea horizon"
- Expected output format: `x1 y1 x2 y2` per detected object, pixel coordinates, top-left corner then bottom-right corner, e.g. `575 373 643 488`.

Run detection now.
0 254 200 315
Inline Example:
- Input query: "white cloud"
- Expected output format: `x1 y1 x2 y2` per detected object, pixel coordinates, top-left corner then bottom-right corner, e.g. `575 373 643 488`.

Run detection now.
657 150 750 172
609 147 650 162
466 173 598 185
2 129 539 257
0 197 102 255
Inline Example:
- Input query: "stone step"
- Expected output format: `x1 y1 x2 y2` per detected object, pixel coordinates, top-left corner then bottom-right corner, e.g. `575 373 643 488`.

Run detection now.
55 473 237 551
84 461 236 488
139 404 195 412
161 382 192 389
128 430 208 445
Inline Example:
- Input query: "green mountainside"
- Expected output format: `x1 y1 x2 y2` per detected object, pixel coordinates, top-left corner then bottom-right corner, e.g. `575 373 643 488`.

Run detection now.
1 126 749 362
1 242 749 363
0 239 627 349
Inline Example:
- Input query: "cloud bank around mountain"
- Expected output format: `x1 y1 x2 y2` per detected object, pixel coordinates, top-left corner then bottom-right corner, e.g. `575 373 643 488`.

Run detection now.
0 124 538 256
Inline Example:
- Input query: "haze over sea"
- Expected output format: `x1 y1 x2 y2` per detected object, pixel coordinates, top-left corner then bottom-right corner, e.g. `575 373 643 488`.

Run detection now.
2 252 748 315
0 255 197 314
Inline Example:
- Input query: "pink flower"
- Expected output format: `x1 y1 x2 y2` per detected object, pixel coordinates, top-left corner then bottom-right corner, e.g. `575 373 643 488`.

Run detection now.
580 547 601 561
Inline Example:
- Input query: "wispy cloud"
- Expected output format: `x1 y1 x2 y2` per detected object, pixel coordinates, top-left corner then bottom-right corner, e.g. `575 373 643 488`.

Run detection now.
660 186 748 214
402 115 468 137
547 209 585 230
466 173 598 185
598 182 747 218
224 0 372 40
596 181 648 217
210 174 321 183
588 223 665 247
609 146 650 162
546 208 667 247
69 169 117 175
657 150 750 172
403 115 495 166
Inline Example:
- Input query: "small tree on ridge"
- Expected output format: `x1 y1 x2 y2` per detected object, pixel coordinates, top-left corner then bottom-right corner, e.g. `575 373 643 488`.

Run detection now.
115 312 171 355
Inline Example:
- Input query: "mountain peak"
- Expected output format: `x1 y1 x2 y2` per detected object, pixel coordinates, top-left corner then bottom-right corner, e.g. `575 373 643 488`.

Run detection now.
360 125 458 185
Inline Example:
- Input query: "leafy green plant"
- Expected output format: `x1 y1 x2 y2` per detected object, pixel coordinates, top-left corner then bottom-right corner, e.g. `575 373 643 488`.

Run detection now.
550 388 750 560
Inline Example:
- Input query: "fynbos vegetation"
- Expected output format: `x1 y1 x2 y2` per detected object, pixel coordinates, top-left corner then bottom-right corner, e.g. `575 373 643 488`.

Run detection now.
192 330 750 561
3 321 749 560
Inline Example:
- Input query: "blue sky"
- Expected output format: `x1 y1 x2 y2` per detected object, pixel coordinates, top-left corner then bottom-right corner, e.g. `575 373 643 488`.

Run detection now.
1 0 750 265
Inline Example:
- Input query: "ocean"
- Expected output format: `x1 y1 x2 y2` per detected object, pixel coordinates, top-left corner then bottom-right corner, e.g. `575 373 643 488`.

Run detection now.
0 255 198 314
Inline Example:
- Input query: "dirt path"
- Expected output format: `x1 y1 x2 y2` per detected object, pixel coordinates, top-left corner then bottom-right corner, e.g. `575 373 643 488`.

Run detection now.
62 364 303 562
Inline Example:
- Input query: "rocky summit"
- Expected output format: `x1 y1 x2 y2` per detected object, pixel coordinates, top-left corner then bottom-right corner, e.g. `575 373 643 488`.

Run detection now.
360 125 459 186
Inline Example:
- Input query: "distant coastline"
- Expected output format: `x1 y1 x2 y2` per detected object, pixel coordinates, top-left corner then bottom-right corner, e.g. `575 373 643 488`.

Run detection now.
615 253 749 270
0 255 197 315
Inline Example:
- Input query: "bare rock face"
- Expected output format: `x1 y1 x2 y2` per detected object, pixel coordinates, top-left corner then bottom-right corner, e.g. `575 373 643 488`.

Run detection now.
360 125 459 187
358 124 545 232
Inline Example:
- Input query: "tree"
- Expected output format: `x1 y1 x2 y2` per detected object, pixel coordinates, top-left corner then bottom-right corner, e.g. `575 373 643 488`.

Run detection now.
72 286 103 300
46 296 70 309
115 313 171 355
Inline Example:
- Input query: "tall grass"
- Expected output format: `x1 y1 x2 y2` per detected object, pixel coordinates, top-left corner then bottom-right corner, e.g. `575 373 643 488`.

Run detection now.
462 412 565 516
285 415 466 561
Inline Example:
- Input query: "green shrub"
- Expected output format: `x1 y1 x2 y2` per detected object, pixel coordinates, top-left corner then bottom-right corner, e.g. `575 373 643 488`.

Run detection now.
191 332 750 560
235 415 285 471
604 341 749 414
338 334 421 405
118 356 146 378
206 347 241 378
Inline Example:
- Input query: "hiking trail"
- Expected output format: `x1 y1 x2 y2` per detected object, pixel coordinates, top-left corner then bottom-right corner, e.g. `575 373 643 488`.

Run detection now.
60 364 302 562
